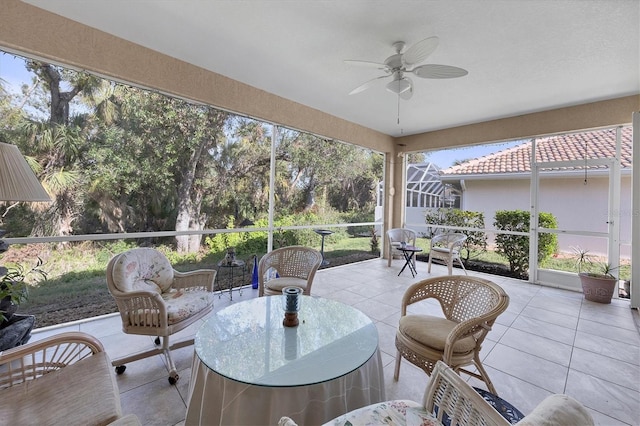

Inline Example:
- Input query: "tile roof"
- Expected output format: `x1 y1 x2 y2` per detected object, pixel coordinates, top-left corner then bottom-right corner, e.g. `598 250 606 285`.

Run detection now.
440 126 632 176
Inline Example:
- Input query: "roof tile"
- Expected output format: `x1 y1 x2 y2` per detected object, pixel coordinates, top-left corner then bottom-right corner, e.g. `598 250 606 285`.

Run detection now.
441 127 632 176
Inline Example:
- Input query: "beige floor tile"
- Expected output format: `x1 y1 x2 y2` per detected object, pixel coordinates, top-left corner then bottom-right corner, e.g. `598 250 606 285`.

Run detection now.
29 259 640 426
565 369 640 425
577 317 640 345
499 327 573 366
119 375 186 426
483 344 568 394
574 330 640 365
510 315 576 345
520 304 580 329
570 347 640 392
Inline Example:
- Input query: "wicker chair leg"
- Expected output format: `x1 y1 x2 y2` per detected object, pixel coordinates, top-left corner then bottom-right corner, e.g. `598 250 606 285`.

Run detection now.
458 257 468 275
473 356 498 395
393 350 402 380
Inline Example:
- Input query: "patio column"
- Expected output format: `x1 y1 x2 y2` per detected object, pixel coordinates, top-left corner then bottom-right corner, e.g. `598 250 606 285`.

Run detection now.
382 144 408 260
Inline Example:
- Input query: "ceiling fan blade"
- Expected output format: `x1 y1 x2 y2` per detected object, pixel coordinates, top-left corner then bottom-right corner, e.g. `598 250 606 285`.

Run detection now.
349 75 389 95
411 64 469 79
402 36 439 66
344 60 389 71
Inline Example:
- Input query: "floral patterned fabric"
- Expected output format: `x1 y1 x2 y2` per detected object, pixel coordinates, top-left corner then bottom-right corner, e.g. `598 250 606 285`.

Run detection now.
161 289 213 324
323 400 442 426
111 248 174 293
111 248 213 325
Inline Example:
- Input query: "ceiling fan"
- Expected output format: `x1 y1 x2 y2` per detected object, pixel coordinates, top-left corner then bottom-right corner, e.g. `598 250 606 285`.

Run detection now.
345 36 468 100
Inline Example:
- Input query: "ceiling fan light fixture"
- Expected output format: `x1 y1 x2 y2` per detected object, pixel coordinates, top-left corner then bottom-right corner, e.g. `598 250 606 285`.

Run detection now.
386 77 411 95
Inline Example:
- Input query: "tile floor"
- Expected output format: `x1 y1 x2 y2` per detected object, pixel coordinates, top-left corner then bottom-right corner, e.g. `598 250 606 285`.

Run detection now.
31 259 640 425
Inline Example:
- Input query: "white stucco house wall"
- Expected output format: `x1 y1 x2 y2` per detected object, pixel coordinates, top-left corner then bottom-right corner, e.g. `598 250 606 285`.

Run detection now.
404 126 632 259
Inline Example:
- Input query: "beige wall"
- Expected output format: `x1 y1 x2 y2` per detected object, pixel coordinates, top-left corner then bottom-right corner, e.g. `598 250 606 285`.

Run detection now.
395 96 640 153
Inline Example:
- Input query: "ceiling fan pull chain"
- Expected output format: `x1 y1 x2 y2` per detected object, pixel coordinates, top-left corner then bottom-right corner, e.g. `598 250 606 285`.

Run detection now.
397 94 400 125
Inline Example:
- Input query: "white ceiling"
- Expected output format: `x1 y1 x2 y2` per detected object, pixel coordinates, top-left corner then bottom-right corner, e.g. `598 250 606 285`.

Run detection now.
25 0 640 137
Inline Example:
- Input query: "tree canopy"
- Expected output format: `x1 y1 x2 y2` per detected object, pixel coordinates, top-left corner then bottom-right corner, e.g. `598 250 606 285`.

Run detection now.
0 53 383 252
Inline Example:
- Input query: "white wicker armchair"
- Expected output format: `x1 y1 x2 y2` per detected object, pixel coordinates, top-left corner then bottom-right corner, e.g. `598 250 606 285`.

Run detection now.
280 361 594 426
427 232 468 275
258 246 323 296
0 331 140 425
106 248 215 384
386 228 417 267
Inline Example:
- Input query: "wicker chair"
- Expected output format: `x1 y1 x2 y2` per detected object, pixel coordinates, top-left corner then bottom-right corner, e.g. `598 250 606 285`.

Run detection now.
106 248 216 384
0 332 141 425
386 228 417 267
427 232 468 275
394 275 509 395
258 246 323 296
281 361 593 426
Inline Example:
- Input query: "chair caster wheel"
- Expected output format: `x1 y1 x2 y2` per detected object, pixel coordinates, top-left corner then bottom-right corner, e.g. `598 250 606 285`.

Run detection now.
115 365 126 375
168 374 178 385
154 337 161 345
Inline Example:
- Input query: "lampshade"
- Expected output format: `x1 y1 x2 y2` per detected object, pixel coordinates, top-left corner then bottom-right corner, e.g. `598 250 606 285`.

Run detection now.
0 142 50 202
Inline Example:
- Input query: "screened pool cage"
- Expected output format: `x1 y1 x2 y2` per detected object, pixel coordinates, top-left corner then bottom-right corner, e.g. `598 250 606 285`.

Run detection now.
377 163 462 209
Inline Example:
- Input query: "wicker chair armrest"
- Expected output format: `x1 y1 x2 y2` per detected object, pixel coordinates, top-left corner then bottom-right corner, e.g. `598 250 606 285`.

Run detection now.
0 331 104 388
443 317 493 362
111 290 168 329
173 269 216 291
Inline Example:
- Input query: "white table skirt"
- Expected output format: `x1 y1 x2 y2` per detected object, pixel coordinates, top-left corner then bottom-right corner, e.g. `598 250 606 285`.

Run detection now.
185 347 386 426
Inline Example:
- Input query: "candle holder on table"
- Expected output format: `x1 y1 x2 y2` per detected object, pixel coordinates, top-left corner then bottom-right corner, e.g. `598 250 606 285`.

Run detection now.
282 286 302 327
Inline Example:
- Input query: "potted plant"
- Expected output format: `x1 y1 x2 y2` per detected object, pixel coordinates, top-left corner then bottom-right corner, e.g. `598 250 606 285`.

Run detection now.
0 259 46 350
0 260 47 323
572 246 618 304
0 266 28 323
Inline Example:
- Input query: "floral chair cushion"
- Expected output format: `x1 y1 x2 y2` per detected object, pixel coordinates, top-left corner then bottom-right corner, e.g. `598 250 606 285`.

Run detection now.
323 400 442 426
162 289 214 325
111 248 174 294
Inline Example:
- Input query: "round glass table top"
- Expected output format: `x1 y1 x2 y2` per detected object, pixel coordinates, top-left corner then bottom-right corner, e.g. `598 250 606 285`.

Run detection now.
194 295 378 387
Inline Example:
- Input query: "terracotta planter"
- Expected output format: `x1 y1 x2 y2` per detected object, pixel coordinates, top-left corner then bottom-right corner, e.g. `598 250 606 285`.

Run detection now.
578 273 617 304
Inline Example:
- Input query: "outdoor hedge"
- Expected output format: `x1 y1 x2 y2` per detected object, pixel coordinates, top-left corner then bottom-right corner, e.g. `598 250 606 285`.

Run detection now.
494 209 558 278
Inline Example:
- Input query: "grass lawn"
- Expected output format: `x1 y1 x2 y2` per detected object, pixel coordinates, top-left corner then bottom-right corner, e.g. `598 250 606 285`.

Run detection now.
14 236 379 328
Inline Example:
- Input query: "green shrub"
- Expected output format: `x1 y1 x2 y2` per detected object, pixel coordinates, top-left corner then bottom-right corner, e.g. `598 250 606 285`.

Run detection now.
204 212 347 255
494 210 558 278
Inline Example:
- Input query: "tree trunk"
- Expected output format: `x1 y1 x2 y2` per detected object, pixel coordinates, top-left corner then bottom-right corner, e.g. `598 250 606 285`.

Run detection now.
175 111 226 253
28 62 88 237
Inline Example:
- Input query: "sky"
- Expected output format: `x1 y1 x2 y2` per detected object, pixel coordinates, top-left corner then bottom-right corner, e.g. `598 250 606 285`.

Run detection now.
0 52 32 94
1 51 523 167
424 140 522 168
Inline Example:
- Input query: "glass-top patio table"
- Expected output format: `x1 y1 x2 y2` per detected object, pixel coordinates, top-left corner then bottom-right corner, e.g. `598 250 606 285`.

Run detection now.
185 295 385 425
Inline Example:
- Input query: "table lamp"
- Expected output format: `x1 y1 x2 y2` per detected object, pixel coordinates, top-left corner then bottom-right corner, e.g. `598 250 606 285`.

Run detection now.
0 142 50 251
0 142 50 203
